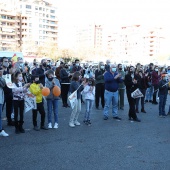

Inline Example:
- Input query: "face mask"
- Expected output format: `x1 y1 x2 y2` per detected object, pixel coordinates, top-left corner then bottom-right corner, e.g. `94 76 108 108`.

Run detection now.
3 62 9 68
43 63 47 67
76 63 79 67
8 64 12 69
48 77 53 81
18 77 23 81
88 81 92 85
163 77 167 81
155 69 158 72
25 63 28 66
101 66 105 69
35 80 40 84
130 70 134 73
20 63 23 67
112 68 116 72
119 68 122 71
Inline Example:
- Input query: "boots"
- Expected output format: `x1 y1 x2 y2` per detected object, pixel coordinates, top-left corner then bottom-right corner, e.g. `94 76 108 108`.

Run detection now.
141 108 146 113
15 121 20 134
19 121 25 133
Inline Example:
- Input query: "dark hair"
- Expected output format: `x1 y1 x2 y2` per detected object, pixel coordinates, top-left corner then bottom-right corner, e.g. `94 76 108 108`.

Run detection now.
117 64 122 68
31 75 39 81
46 69 54 76
1 57 8 62
72 71 80 81
88 78 95 86
13 71 22 83
75 59 79 63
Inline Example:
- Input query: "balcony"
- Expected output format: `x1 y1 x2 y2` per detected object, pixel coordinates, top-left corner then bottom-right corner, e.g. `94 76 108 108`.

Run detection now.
0 18 16 23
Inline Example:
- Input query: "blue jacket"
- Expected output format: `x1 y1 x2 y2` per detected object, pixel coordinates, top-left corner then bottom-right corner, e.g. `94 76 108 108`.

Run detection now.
70 81 83 99
104 71 123 92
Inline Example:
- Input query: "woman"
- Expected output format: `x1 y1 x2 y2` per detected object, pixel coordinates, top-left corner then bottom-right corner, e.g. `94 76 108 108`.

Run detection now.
94 62 105 109
152 66 160 104
60 64 71 107
124 66 141 122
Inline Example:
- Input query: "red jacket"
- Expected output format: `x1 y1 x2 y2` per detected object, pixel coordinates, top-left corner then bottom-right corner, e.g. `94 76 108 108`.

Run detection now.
152 71 160 85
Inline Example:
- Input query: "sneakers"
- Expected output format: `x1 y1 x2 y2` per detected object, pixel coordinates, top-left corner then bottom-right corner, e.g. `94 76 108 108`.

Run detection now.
74 121 80 126
113 116 122 121
0 130 9 137
103 116 108 120
48 123 52 129
69 122 75 128
40 125 48 130
83 120 91 125
53 123 58 129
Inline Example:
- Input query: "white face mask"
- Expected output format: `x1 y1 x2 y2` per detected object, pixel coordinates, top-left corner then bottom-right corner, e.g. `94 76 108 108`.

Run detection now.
101 66 105 69
18 77 23 81
155 68 158 72
76 63 79 67
112 68 116 72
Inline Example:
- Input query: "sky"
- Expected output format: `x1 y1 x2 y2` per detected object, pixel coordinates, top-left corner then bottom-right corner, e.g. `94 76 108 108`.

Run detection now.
49 0 170 48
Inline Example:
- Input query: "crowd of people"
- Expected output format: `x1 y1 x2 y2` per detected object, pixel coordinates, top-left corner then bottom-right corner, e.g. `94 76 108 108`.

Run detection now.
0 57 170 137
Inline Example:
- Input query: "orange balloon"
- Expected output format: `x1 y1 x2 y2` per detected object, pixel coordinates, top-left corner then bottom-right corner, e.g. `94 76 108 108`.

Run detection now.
53 86 61 97
41 87 50 96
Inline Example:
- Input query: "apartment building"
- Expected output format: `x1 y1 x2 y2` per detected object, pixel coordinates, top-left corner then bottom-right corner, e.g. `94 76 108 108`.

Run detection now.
76 24 103 49
0 0 58 54
0 9 22 51
107 25 164 64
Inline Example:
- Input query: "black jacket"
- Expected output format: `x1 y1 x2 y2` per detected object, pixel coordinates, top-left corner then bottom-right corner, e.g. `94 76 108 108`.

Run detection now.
60 68 70 83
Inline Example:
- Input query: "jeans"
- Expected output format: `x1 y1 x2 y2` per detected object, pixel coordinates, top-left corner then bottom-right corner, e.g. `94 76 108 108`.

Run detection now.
153 84 159 103
159 94 167 116
32 102 46 127
84 99 94 121
61 84 70 106
70 99 81 123
145 86 153 101
103 90 118 117
0 104 2 130
95 83 105 108
118 89 125 109
13 100 24 127
47 99 58 123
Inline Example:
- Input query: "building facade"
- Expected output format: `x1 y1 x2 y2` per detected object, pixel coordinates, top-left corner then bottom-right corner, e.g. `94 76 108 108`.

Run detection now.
0 0 58 54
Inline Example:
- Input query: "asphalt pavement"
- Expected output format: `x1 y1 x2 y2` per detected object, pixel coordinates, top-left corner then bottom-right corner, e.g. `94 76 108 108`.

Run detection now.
0 95 170 170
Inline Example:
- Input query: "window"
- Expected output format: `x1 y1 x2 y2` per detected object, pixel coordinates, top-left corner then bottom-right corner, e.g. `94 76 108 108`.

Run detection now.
50 10 55 13
50 15 55 19
26 5 31 9
29 23 32 27
35 6 38 10
1 15 6 19
43 25 45 28
43 19 45 23
39 24 42 28
39 7 42 10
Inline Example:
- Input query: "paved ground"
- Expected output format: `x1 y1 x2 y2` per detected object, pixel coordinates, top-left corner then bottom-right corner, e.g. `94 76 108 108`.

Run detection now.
0 95 170 170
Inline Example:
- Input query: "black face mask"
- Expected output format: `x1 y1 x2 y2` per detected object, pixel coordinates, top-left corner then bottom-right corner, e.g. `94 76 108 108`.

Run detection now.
119 68 122 71
43 63 47 67
65 67 68 69
25 63 28 66
33 63 37 66
35 80 40 84
48 77 53 81
8 64 12 69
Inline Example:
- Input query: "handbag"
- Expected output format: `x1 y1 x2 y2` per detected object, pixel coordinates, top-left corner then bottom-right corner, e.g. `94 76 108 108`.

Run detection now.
131 88 144 98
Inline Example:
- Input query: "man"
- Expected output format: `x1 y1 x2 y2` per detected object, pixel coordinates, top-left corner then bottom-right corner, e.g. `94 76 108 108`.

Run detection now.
36 59 48 86
105 59 111 71
103 64 123 120
55 61 64 80
72 59 82 73
145 63 154 102
117 64 125 110
1 57 14 126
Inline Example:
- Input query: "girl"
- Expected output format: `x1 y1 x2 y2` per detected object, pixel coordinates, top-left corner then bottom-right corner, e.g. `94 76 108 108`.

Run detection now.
45 70 61 129
12 71 30 134
83 78 95 125
69 72 84 128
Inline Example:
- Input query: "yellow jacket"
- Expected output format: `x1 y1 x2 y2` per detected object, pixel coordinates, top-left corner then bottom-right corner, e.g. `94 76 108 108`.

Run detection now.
29 83 42 103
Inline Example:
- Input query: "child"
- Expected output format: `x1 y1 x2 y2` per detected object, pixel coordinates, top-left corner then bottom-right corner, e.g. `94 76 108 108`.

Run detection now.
29 75 48 131
0 70 9 137
69 72 84 128
83 78 95 125
158 73 170 117
45 70 61 129
12 71 30 134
